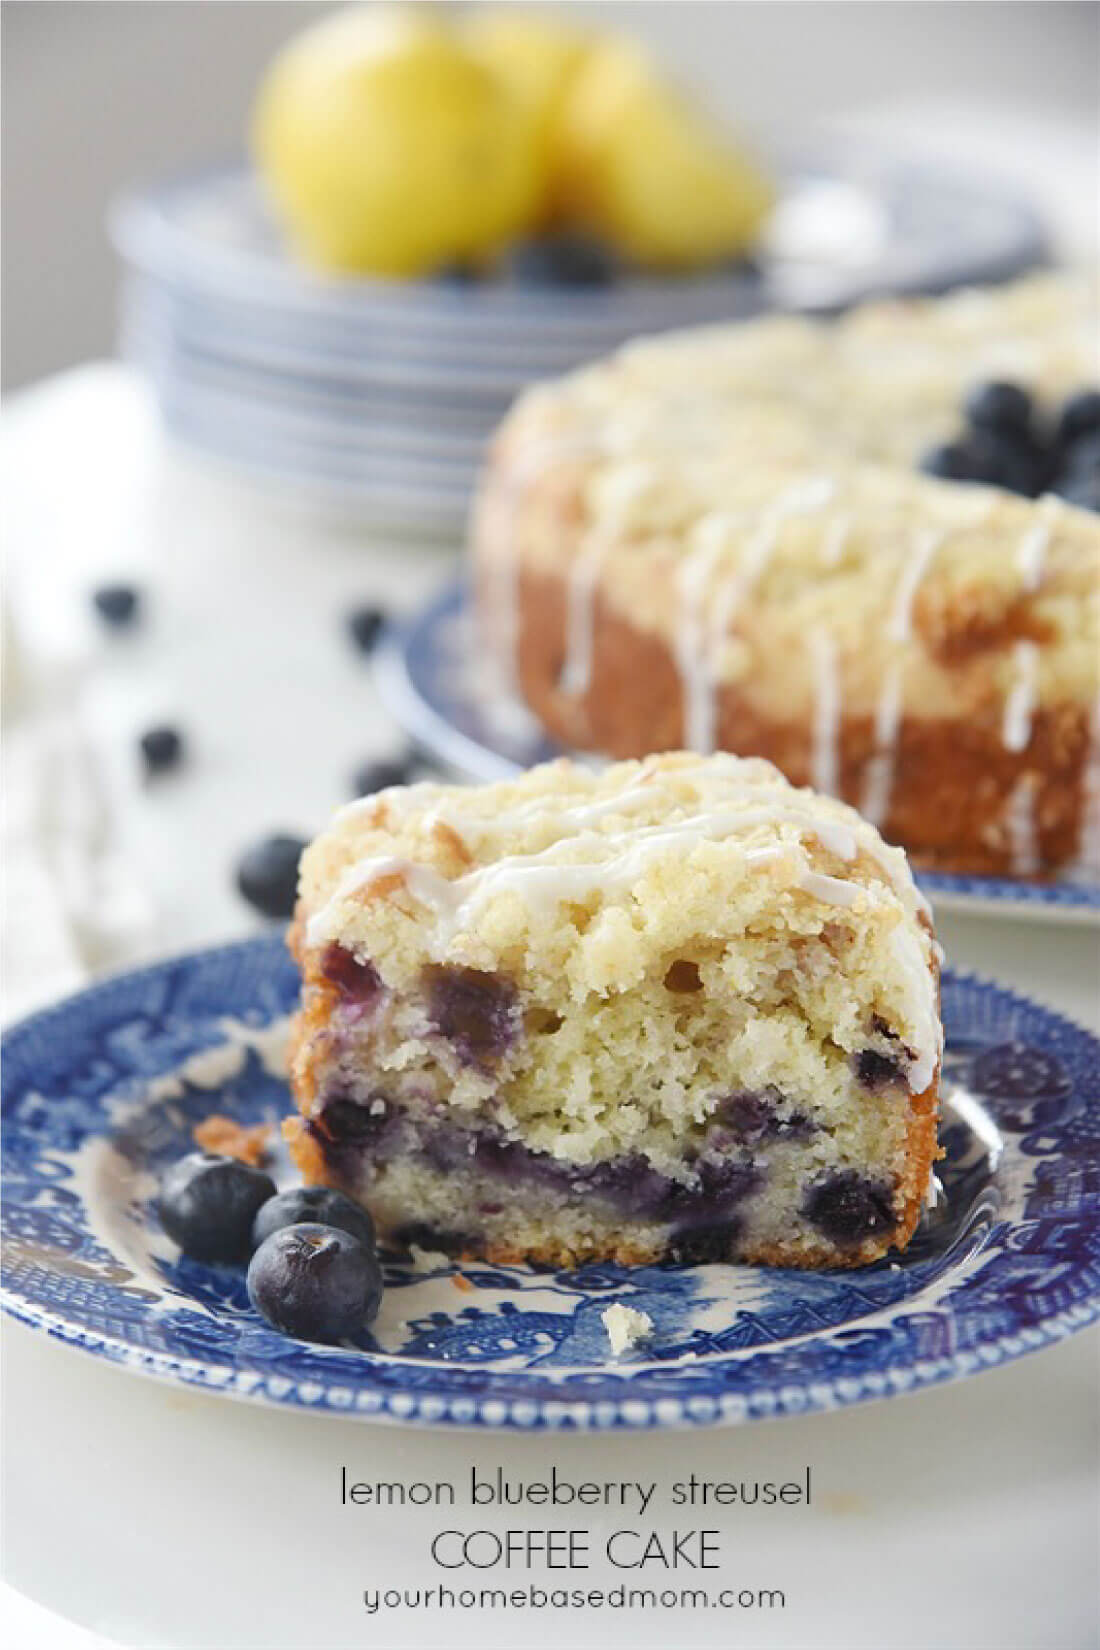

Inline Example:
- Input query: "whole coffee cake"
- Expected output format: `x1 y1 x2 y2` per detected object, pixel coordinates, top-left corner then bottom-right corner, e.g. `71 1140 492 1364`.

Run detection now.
472 274 1100 878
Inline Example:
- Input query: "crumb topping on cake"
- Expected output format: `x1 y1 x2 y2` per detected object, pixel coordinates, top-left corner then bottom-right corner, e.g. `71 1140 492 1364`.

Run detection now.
297 752 940 1103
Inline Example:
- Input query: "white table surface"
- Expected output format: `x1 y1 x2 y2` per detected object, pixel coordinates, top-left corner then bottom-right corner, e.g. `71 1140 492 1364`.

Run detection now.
2 368 1099 1650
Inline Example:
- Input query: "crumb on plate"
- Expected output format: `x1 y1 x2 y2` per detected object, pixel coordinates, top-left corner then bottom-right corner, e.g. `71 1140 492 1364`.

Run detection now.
192 1115 272 1166
408 1244 453 1273
602 1302 654 1356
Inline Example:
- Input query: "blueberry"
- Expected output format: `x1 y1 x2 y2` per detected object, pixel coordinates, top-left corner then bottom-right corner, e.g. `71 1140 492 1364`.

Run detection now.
247 1223 383 1342
713 1089 815 1141
459 1131 529 1178
1058 431 1100 479
974 430 1049 496
235 834 306 919
158 1152 276 1263
251 1186 376 1253
854 1048 906 1089
92 583 140 626
1055 389 1100 450
970 431 1049 496
716 1090 779 1140
695 1157 759 1205
920 441 978 482
922 425 1048 497
965 381 1034 434
424 965 519 1065
803 1171 895 1246
505 234 619 287
665 1221 741 1265
139 724 184 775
392 1222 476 1255
1053 473 1100 513
435 259 481 285
346 605 386 654
715 253 762 280
350 757 411 798
314 1097 392 1146
321 943 382 1002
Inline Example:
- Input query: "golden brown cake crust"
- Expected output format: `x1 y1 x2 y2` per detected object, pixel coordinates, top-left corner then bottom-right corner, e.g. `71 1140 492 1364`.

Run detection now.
508 565 1092 877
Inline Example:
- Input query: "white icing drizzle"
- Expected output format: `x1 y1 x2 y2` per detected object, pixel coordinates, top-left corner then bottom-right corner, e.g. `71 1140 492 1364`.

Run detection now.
888 527 943 645
309 823 876 955
674 512 735 753
425 776 670 845
1005 773 1040 878
337 777 449 826
1003 639 1039 753
997 487 1052 889
1015 493 1060 593
674 476 837 754
798 869 862 907
316 759 930 930
808 627 840 795
379 767 688 841
558 460 655 699
1001 499 1055 763
821 513 850 568
485 433 597 695
335 753 933 919
861 664 902 828
723 477 837 626
559 532 608 697
860 528 944 826
430 756 870 860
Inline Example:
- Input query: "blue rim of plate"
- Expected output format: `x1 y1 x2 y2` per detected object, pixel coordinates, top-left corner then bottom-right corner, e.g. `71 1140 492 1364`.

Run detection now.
2 936 1099 1430
375 582 1100 924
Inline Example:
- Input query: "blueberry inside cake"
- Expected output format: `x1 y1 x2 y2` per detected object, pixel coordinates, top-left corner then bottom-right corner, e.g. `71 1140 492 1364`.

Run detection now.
285 753 942 1269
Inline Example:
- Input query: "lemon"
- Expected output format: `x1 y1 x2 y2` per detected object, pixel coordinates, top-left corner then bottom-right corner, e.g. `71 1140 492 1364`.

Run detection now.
252 7 541 277
462 10 592 213
556 40 774 268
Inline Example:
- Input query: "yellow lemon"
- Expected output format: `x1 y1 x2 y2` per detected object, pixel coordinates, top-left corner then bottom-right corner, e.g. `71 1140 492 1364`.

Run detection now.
462 9 593 213
556 39 774 268
252 7 542 277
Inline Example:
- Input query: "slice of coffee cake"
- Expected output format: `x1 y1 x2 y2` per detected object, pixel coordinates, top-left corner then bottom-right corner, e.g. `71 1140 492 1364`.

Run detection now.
285 753 941 1269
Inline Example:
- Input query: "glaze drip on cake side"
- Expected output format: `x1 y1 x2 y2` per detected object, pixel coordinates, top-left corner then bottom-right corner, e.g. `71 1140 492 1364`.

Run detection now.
860 526 946 827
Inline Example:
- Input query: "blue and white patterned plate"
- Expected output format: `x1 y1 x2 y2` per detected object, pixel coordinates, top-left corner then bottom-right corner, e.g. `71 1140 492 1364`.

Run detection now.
375 583 1100 926
3 936 1098 1429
